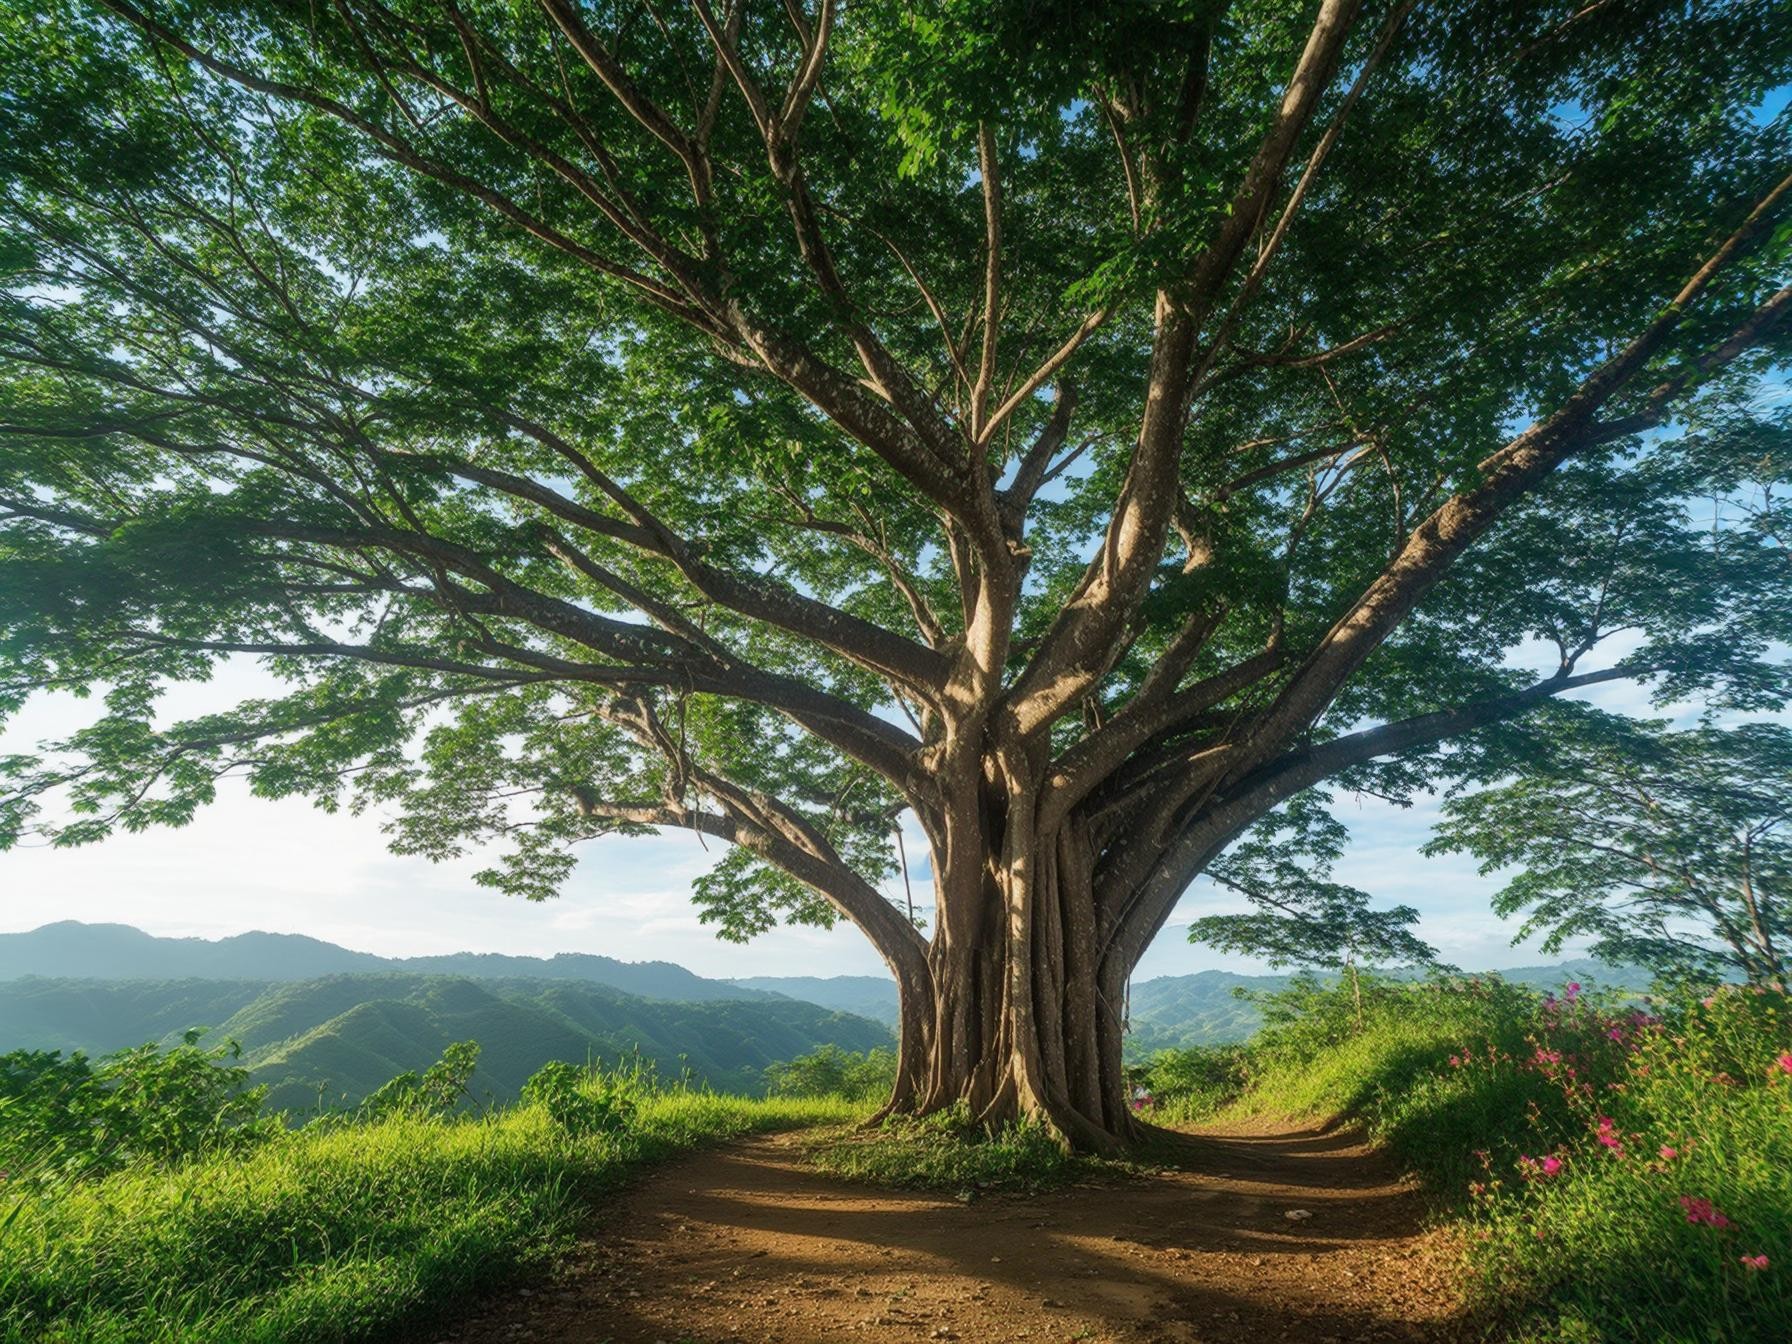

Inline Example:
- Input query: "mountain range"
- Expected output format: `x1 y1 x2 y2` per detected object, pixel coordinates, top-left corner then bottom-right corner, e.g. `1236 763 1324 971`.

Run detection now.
0 923 1649 1092
0 921 762 1002
0 971 890 1112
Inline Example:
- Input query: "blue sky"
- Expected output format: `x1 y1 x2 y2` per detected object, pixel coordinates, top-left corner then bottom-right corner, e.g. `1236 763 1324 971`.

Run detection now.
0 656 1685 981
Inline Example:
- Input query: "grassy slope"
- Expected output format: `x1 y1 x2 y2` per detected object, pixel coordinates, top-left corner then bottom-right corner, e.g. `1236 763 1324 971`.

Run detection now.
0 1091 861 1344
1173 979 1792 1343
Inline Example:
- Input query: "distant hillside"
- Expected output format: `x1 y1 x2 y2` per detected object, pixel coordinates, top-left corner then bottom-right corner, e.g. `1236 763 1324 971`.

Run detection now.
1122 958 1654 1056
0 922 770 1002
1124 970 1291 1054
0 923 1651 1065
728 975 901 1024
0 973 892 1112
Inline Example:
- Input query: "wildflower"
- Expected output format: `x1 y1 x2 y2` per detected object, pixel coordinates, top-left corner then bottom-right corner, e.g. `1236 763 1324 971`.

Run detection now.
1607 1027 1625 1041
1595 1118 1624 1156
1659 1145 1679 1161
1539 1156 1563 1177
1448 1055 1462 1068
1679 1196 1731 1229
1774 1054 1792 1076
1565 982 1581 1001
1740 1255 1769 1271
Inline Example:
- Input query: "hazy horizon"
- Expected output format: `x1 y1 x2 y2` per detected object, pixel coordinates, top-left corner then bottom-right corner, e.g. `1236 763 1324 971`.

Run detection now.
2 652 1705 982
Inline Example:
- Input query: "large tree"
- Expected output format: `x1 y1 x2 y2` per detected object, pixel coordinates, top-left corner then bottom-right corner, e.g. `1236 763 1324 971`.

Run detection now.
1 0 1789 1147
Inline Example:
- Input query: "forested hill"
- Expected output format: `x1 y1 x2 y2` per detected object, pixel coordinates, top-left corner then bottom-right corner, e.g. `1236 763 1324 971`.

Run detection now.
0 973 891 1112
0 921 770 1002
727 975 902 1024
0 924 1647 1065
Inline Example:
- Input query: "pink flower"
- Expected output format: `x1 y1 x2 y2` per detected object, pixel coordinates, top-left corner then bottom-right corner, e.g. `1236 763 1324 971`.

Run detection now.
1539 1156 1563 1177
1595 1118 1624 1156
1659 1146 1679 1161
1607 1027 1625 1041
1565 982 1581 1000
1740 1255 1769 1271
1680 1196 1731 1229
1774 1054 1792 1076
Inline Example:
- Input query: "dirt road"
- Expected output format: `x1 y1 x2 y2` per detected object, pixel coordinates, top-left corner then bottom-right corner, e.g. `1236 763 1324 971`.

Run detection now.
441 1120 1467 1344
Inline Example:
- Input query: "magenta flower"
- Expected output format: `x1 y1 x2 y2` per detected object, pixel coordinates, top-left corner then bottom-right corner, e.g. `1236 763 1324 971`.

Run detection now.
1740 1254 1769 1271
1539 1156 1563 1177
1595 1118 1624 1156
1679 1196 1731 1229
1774 1054 1792 1076
1659 1145 1679 1161
1565 982 1581 1000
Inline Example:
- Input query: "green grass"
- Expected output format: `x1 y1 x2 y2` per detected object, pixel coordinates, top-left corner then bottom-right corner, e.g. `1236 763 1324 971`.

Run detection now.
803 1104 1130 1194
1145 975 1792 1343
0 1088 861 1344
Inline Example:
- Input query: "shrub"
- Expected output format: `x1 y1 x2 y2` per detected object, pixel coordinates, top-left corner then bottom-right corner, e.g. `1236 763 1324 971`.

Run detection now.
0 1031 272 1186
519 1061 636 1137
762 1045 896 1102
1464 987 1792 1343
1133 1044 1251 1123
1220 973 1792 1342
356 1040 482 1119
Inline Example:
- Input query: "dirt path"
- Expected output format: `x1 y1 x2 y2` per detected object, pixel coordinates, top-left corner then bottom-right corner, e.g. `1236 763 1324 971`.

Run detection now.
441 1121 1467 1344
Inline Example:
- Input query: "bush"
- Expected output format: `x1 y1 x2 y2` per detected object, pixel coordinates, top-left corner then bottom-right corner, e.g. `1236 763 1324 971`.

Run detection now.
1464 987 1792 1343
1133 1044 1251 1123
355 1040 482 1119
762 1045 896 1102
1215 973 1792 1342
0 1031 273 1187
520 1061 636 1137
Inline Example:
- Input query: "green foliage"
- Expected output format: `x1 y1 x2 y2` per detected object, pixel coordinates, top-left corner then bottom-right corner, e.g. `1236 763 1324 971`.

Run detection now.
0 1031 273 1187
356 1040 481 1119
0 1083 860 1344
0 971 894 1114
1188 793 1436 974
1463 989 1792 1343
1196 974 1792 1342
762 1045 897 1102
804 1106 1119 1194
1429 720 1792 988
1131 1044 1252 1124
518 1060 636 1138
0 0 1785 953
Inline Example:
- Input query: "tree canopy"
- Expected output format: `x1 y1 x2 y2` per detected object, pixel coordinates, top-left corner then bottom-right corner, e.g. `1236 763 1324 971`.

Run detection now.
2 0 1789 1137
1429 720 1792 990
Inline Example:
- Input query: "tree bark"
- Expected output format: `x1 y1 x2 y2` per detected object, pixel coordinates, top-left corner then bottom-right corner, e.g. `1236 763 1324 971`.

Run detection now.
876 773 1151 1152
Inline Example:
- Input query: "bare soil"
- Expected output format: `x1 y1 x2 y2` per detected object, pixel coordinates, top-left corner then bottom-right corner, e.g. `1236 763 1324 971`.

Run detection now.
437 1119 1470 1344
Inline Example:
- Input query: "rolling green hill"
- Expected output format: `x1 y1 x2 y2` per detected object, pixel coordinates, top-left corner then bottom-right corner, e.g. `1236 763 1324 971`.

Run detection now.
727 975 901 1024
0 973 892 1113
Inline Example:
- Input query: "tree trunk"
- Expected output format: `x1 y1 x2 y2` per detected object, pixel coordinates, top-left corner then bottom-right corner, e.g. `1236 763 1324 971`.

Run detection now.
875 800 1145 1153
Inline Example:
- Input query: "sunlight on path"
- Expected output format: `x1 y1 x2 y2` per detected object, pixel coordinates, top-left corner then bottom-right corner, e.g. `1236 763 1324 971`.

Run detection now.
439 1123 1465 1344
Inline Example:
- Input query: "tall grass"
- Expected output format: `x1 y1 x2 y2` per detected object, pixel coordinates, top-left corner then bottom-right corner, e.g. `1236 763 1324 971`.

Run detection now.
0 1083 860 1344
1144 975 1792 1343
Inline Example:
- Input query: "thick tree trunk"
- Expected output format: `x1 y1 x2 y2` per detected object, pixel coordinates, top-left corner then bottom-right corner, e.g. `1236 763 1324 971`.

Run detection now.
876 804 1145 1152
